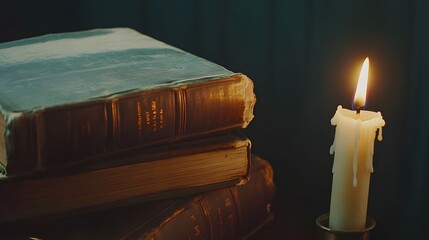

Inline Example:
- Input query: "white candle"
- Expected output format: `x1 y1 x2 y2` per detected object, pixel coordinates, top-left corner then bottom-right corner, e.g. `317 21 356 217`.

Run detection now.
328 58 385 231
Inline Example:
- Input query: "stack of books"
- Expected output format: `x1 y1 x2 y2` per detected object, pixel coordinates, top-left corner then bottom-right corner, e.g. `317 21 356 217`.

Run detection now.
0 28 275 239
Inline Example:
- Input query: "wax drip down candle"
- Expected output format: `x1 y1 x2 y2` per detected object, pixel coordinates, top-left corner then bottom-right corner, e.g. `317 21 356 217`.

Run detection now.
328 58 385 231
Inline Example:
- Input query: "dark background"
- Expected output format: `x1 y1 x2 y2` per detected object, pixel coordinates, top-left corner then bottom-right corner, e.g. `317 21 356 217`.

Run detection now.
1 0 428 239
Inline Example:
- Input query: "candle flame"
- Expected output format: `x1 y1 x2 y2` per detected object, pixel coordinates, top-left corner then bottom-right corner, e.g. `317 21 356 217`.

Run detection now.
354 57 369 110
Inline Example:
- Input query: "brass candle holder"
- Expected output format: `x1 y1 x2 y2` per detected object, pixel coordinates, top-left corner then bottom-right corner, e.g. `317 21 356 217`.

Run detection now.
316 213 376 240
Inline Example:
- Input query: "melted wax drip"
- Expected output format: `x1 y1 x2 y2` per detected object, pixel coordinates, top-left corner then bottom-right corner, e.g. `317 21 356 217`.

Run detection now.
330 137 336 172
377 126 383 141
353 119 362 187
330 106 385 191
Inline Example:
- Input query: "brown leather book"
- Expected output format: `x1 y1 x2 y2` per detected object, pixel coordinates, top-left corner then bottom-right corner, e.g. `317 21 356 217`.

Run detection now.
0 131 251 223
0 28 256 176
1 154 274 240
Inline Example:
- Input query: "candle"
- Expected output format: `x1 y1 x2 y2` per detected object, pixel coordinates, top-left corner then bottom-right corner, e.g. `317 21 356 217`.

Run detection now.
328 57 385 231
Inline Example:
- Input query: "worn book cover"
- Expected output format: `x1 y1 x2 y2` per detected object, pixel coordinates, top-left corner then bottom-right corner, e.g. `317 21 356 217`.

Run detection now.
1 154 274 240
0 28 256 176
0 131 251 223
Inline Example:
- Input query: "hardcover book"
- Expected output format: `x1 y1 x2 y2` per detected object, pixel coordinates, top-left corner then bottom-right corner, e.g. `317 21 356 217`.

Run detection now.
0 28 256 176
1 155 275 240
0 131 251 223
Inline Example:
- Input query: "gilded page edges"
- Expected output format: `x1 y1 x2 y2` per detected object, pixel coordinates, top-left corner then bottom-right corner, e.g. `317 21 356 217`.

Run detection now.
239 74 256 128
231 134 252 186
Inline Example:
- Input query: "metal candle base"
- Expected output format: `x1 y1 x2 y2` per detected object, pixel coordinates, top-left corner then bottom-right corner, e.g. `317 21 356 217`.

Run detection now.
316 214 376 240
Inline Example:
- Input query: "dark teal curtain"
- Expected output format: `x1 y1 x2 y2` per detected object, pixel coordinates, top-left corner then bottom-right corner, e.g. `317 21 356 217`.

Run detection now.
1 0 428 239
402 0 429 237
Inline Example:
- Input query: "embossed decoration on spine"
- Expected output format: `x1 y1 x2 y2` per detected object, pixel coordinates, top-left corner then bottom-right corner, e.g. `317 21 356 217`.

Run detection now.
175 87 187 138
111 99 120 143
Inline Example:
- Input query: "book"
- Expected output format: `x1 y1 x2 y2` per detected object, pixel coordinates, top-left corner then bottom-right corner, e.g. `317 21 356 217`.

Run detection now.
1 154 274 240
0 131 251 223
0 28 256 176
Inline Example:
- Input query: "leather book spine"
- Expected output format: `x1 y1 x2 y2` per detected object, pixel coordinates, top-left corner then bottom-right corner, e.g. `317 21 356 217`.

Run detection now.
6 74 255 175
125 157 274 240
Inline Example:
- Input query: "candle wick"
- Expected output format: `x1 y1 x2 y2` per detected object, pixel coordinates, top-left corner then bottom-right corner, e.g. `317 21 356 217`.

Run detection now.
356 109 361 115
